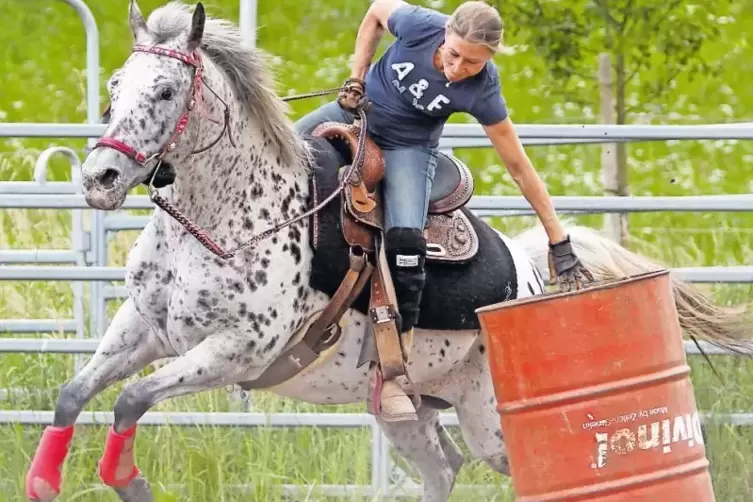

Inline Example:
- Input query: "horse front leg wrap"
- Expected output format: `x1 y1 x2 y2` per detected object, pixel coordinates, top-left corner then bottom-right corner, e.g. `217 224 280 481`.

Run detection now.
25 425 75 500
98 424 140 487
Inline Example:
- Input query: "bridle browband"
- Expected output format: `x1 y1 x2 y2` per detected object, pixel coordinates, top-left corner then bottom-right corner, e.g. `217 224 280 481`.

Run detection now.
93 44 235 175
90 42 368 259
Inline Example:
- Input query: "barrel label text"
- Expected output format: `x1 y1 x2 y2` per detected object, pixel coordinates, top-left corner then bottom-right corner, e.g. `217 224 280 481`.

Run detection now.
588 410 704 470
582 405 668 431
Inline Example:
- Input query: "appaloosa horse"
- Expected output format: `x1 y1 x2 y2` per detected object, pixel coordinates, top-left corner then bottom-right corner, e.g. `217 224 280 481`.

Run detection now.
24 2 751 501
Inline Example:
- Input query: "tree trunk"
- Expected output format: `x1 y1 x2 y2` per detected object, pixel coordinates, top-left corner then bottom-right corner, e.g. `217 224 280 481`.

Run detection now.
599 53 627 244
595 3 629 244
614 52 630 244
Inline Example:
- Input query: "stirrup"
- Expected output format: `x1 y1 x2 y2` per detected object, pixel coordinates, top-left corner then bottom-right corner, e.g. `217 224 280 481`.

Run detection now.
368 364 418 422
379 379 418 422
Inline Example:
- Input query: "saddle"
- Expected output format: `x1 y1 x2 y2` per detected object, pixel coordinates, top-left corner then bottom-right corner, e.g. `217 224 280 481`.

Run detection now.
316 121 479 263
238 121 479 415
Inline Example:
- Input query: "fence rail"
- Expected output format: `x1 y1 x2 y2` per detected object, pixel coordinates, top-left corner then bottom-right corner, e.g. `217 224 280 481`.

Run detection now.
0 409 751 428
0 337 740 356
5 121 753 141
2 264 752 284
3 191 753 212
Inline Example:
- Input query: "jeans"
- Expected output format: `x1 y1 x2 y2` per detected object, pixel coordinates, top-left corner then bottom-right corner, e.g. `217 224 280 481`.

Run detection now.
295 101 437 232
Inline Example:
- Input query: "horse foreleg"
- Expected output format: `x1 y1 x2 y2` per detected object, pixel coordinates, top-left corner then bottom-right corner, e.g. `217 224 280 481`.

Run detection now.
98 336 248 501
25 298 168 502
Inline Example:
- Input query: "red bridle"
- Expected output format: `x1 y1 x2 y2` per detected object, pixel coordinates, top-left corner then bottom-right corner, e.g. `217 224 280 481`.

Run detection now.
93 44 233 170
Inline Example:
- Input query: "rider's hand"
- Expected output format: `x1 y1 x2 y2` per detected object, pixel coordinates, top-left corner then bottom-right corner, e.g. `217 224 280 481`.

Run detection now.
337 77 369 113
547 235 595 292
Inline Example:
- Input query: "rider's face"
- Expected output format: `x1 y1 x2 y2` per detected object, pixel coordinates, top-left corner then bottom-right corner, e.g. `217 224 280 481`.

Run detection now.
438 30 493 82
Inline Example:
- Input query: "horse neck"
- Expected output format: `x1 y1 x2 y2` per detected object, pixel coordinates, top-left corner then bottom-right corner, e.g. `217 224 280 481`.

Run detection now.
165 60 310 247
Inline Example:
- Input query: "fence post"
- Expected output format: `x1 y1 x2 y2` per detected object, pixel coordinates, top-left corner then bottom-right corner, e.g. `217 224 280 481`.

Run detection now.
599 53 622 243
239 0 257 48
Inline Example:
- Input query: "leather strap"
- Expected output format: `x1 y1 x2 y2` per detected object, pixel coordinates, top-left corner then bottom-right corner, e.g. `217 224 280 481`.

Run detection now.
302 249 372 350
369 233 407 381
238 248 374 390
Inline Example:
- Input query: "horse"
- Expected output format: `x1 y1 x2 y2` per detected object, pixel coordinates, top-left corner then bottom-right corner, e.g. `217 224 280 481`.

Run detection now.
24 2 751 501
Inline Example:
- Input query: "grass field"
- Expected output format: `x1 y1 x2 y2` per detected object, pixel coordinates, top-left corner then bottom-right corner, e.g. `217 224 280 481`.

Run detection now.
1 0 752 500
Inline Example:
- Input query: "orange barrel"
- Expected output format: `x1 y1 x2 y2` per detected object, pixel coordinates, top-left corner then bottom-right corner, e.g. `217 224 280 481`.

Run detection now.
475 269 715 501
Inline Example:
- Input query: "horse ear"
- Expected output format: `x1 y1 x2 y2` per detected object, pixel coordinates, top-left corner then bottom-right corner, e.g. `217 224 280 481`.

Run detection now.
187 2 206 52
128 0 149 43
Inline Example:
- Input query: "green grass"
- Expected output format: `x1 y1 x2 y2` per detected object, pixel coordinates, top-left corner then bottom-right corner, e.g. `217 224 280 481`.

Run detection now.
1 0 752 500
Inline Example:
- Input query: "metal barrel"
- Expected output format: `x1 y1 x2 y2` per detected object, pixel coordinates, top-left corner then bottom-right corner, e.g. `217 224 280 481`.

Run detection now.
476 269 715 501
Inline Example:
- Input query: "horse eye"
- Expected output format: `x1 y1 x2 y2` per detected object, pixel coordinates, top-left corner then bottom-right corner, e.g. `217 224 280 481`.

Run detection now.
160 89 175 101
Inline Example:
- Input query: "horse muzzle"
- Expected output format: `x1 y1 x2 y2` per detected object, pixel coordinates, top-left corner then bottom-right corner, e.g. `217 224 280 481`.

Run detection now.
81 155 130 211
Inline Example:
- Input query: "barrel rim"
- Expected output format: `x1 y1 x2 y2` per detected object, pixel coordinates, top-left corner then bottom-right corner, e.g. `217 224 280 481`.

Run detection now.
475 268 670 315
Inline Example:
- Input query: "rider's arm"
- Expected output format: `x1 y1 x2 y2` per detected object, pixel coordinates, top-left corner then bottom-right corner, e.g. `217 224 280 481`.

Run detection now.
350 0 408 80
484 118 569 245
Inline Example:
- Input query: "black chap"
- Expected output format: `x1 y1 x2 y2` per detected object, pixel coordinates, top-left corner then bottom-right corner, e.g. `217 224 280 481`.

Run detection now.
305 135 519 331
385 227 427 333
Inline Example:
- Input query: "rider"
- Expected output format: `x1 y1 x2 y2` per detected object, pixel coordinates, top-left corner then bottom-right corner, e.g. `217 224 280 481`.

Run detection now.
295 0 593 421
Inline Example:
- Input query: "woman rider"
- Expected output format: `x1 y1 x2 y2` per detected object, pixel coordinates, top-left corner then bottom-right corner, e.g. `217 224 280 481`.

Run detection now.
295 0 593 421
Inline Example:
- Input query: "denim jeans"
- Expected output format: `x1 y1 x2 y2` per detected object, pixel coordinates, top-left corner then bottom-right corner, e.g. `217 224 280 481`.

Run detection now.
295 101 437 232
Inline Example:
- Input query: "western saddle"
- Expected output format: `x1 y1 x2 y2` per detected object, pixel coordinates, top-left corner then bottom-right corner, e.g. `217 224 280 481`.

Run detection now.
319 121 479 260
238 120 479 420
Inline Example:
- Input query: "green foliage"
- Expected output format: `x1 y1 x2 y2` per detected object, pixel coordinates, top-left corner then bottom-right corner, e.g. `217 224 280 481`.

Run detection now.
494 0 737 114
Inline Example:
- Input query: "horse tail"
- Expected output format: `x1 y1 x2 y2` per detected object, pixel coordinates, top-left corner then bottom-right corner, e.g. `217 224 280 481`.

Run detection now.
512 222 753 356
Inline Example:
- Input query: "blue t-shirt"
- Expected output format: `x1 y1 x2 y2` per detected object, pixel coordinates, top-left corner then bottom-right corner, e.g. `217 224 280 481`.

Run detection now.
364 4 508 149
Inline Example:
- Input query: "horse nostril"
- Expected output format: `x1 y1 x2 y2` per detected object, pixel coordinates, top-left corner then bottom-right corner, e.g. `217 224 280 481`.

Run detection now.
98 168 120 189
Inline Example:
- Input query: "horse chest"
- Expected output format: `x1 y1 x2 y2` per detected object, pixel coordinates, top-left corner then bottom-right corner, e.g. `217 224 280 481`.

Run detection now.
124 222 209 347
166 259 277 341
125 257 170 331
128 267 237 353
125 217 318 355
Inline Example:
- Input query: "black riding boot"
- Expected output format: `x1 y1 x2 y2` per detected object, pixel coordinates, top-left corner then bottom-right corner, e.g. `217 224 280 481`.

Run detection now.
385 227 427 334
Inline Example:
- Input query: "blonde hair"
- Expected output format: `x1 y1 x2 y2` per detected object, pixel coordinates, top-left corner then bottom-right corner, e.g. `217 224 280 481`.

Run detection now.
447 1 504 54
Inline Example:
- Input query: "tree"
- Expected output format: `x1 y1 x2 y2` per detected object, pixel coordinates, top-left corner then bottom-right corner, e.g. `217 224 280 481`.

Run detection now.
496 0 727 118
494 0 729 241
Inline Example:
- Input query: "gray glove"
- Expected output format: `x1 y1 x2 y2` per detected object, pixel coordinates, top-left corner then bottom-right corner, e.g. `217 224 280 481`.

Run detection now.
548 235 595 292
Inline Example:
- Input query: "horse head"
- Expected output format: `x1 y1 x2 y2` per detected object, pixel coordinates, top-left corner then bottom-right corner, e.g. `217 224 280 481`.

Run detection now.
82 0 221 210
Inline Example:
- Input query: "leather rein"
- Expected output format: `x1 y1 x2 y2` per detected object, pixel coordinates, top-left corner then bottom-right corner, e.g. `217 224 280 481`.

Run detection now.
92 43 365 259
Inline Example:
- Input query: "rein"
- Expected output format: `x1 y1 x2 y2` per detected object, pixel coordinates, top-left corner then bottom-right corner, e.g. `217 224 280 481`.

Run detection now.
93 44 366 260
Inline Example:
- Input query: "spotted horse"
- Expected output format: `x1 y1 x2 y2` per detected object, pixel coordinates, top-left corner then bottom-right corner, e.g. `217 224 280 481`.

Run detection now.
25 2 752 501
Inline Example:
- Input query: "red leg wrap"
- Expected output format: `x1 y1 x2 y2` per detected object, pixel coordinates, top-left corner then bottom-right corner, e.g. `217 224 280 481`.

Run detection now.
25 425 75 500
98 424 140 487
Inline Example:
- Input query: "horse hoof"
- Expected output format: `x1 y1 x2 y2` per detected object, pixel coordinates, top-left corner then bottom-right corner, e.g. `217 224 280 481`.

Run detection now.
27 478 59 502
113 475 154 502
